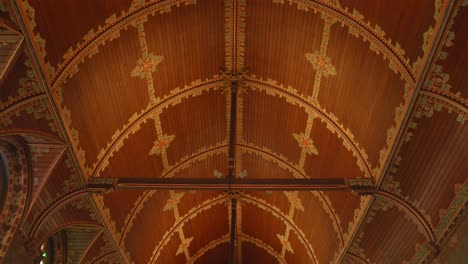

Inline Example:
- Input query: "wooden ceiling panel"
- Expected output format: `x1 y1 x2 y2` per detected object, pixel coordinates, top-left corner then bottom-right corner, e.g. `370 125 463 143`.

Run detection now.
240 152 298 179
183 202 229 261
123 190 176 264
99 120 165 178
170 151 228 179
323 23 407 167
285 228 314 264
35 153 81 198
176 191 224 218
61 27 149 167
325 191 363 237
19 133 61 144
245 0 323 96
339 0 436 63
240 190 356 263
294 191 342 263
243 89 307 163
156 235 189 264
242 241 279 264
243 191 292 221
350 201 427 263
34 196 99 248
161 90 227 165
81 232 116 264
22 153 82 234
23 0 130 67
123 191 226 263
242 201 286 256
101 190 144 236
142 0 224 95
303 116 364 179
382 105 467 231
26 141 66 209
193 242 229 264
64 226 102 264
151 199 228 264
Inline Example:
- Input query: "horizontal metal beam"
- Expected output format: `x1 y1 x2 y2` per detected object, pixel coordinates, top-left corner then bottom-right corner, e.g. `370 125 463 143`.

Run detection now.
87 177 375 194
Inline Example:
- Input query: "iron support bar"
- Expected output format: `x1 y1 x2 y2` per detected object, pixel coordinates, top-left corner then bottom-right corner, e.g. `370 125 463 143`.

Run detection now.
228 198 237 264
87 177 375 194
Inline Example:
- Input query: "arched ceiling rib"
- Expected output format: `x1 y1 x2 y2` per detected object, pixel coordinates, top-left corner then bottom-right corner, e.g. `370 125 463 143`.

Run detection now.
419 90 467 116
189 233 287 264
28 189 88 238
0 93 46 116
39 222 102 251
375 191 436 243
238 234 286 264
188 234 229 264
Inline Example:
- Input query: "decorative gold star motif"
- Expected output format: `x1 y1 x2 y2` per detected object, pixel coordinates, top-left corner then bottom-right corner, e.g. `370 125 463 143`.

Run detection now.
163 192 185 212
305 51 336 77
284 192 304 211
149 134 175 156
293 133 318 155
131 53 163 79
277 234 294 253
176 237 193 255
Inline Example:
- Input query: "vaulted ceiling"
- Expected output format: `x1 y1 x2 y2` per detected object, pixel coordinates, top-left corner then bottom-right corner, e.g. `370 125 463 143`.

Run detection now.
0 0 467 263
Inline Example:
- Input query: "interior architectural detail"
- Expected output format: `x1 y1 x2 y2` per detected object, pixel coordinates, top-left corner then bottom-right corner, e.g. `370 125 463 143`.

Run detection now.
0 0 466 263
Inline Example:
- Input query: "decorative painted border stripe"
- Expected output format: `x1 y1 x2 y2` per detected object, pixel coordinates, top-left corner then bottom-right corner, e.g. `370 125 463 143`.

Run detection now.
0 93 47 120
419 91 467 120
421 88 467 109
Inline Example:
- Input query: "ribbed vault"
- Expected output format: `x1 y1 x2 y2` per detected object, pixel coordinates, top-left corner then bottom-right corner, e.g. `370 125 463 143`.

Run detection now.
1 0 466 263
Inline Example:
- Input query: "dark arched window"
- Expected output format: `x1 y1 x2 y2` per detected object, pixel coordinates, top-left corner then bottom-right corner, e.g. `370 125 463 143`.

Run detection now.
37 238 54 264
